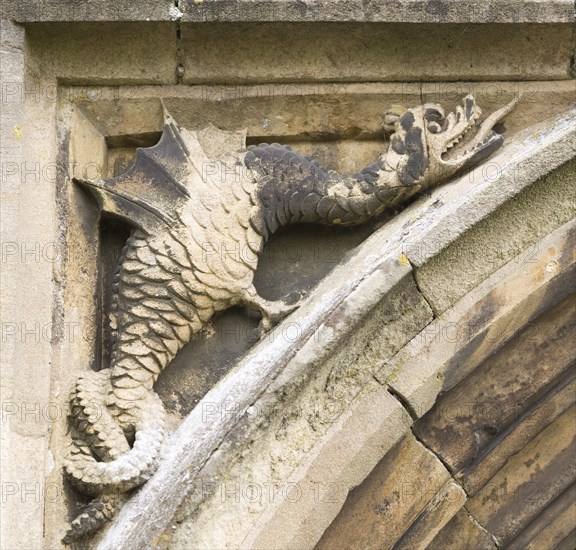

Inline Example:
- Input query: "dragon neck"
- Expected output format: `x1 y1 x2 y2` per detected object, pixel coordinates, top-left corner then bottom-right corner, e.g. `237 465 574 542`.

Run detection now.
245 143 422 237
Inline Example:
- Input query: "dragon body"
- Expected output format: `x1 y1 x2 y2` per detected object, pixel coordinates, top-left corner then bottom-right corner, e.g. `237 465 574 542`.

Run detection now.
64 96 516 543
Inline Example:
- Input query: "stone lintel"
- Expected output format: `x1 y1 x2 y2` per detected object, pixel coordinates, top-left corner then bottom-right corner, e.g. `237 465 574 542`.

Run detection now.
4 0 574 23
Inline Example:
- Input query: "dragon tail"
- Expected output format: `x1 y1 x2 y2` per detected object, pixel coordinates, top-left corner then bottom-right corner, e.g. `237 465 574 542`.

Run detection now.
62 493 122 545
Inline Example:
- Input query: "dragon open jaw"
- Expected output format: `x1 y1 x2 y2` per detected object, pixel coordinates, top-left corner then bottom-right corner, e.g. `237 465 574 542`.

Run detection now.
433 94 518 169
385 94 517 187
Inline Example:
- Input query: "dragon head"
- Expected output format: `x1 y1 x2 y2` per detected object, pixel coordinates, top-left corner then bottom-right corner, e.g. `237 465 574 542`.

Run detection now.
385 94 517 187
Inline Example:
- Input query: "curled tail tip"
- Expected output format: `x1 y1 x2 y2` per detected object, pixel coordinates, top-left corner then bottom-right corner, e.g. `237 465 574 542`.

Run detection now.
62 494 121 546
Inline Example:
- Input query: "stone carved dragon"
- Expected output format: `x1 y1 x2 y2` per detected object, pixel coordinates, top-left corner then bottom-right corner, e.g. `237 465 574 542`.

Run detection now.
63 95 516 543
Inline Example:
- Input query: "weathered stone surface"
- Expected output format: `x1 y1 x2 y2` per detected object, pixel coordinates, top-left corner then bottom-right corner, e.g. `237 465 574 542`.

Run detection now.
2 0 175 21
316 433 453 550
181 23 575 83
556 530 576 550
413 294 575 477
381 219 576 415
89 104 576 548
466 405 576 545
427 508 497 550
507 484 576 550
246 386 412 550
170 268 432 549
0 18 59 550
25 23 177 84
393 479 467 549
412 132 576 313
94 252 423 548
460 375 575 496
72 82 576 146
2 6 574 548
5 0 575 23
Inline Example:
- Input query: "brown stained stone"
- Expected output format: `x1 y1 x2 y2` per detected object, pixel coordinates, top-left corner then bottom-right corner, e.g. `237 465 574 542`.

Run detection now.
383 219 576 416
393 479 467 550
426 509 497 550
25 22 178 84
248 386 412 550
315 433 451 550
180 23 575 83
466 405 576 546
507 484 576 550
556 529 576 550
413 294 576 475
460 375 576 496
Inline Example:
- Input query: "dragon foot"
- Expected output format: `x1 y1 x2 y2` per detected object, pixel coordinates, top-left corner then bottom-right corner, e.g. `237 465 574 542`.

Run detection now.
243 291 305 336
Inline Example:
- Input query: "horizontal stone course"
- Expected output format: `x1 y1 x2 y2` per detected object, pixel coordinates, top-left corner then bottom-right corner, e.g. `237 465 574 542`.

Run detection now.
181 23 575 83
4 0 574 23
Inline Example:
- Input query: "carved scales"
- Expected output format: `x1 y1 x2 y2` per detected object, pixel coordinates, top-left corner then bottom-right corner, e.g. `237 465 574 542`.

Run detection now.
64 96 516 543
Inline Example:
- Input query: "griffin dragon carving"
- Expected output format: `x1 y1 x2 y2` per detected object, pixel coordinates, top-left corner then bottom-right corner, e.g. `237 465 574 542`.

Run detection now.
63 95 516 543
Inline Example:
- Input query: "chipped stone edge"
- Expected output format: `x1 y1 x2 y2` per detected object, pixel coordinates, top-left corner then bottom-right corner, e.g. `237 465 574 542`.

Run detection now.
382 218 576 417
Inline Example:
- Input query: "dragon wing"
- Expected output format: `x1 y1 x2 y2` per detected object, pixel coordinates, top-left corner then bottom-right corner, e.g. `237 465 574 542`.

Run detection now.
73 106 247 234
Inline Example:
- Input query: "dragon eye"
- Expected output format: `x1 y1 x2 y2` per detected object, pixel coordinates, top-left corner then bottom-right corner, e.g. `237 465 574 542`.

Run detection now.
427 121 443 134
424 108 444 121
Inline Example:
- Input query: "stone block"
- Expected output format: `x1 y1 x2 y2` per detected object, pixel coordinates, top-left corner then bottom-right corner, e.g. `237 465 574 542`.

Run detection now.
466 405 576 545
381 219 576 415
25 22 177 84
427 509 497 550
413 154 576 314
393 479 467 549
316 433 453 550
413 295 575 477
507 484 576 550
179 0 575 24
165 260 431 549
3 0 175 21
5 0 575 23
180 23 575 84
246 386 412 549
460 376 575 496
